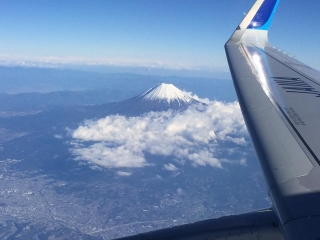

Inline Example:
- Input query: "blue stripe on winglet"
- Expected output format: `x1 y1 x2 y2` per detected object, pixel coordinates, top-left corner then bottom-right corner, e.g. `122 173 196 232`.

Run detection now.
247 0 280 30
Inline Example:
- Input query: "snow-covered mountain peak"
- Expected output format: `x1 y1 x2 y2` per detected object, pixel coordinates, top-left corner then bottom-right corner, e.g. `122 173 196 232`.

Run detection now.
110 83 206 115
140 83 191 103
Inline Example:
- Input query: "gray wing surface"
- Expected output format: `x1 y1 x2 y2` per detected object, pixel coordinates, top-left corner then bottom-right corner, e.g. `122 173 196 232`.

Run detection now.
225 0 320 239
116 209 283 240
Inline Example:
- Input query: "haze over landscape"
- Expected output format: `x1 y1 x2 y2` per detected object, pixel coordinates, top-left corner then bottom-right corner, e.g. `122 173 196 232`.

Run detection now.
0 67 270 239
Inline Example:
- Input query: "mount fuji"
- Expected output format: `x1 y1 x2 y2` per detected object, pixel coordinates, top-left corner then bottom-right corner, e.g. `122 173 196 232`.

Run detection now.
48 83 205 125
114 83 205 114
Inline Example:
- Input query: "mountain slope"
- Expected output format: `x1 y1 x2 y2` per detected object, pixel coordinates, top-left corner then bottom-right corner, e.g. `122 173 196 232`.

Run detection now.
116 83 204 114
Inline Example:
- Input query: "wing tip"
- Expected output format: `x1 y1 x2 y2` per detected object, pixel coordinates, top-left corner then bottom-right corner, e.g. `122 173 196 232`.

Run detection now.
247 0 280 30
227 0 280 44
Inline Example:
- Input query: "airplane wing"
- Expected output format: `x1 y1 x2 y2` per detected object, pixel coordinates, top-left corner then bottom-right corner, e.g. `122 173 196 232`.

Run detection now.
116 209 283 240
225 0 320 239
116 0 320 239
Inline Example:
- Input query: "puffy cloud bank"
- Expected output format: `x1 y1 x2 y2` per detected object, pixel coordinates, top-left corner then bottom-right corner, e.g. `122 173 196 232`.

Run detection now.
70 100 247 169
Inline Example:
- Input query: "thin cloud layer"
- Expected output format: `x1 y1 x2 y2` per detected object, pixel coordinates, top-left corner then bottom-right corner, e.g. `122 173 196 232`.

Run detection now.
0 55 226 73
70 99 247 169
116 171 133 177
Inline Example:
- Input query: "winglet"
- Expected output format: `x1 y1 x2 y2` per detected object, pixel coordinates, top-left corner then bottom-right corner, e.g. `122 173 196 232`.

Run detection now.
228 0 280 44
247 0 280 30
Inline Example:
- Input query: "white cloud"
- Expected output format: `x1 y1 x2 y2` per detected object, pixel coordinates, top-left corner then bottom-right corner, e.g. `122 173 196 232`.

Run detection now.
221 157 248 166
116 171 132 177
177 188 183 195
156 175 163 180
54 134 63 139
0 54 227 73
184 92 211 105
72 143 147 168
90 165 103 171
239 158 247 166
70 99 247 169
163 163 179 171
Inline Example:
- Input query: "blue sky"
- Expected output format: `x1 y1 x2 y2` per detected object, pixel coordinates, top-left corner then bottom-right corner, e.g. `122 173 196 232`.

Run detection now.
0 0 319 78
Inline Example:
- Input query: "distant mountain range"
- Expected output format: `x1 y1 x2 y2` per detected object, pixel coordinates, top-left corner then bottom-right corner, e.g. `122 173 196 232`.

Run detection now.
0 83 205 122
0 90 123 111
0 66 237 109
0 82 207 116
